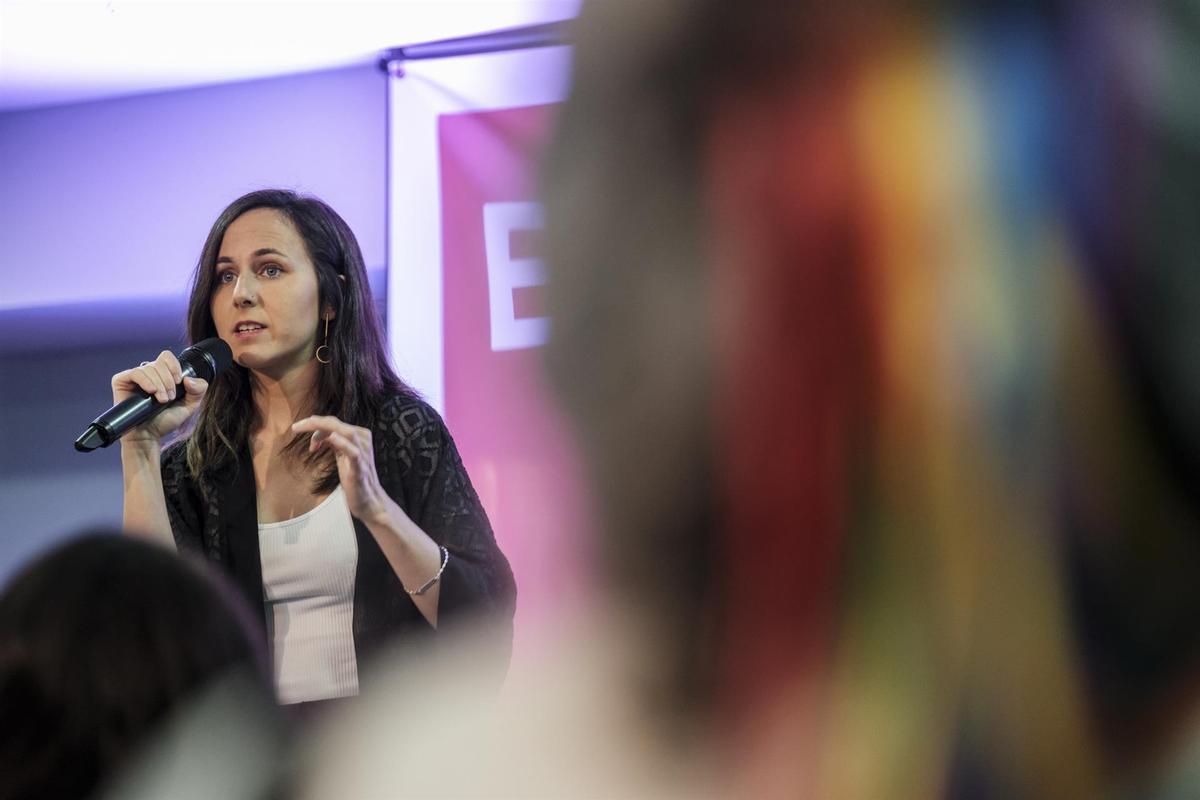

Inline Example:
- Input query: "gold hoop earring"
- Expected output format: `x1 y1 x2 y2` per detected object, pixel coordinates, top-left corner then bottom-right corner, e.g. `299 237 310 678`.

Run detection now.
316 316 332 364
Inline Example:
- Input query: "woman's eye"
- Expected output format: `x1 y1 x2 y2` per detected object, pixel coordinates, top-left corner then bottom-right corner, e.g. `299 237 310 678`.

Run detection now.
217 271 235 284
262 265 282 278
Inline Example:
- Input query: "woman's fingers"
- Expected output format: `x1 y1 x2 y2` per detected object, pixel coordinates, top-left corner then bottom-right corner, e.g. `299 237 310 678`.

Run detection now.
112 347 199 402
147 364 176 402
132 364 170 402
308 429 352 454
325 431 355 456
147 351 183 402
294 415 373 455
293 415 357 437
296 416 359 445
181 377 208 407
118 351 181 403
182 376 208 395
159 350 184 388
107 351 208 440
306 427 365 466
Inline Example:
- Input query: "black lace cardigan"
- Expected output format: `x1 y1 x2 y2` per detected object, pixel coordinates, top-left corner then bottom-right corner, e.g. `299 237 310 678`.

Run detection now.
159 395 516 674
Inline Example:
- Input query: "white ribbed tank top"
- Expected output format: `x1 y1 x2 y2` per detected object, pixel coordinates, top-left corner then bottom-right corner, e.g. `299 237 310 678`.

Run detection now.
258 485 359 705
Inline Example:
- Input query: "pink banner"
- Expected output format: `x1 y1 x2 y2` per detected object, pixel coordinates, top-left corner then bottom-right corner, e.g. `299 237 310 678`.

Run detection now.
438 104 591 659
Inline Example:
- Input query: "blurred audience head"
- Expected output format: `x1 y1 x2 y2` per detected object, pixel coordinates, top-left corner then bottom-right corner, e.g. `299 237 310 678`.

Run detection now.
545 0 1200 795
0 530 271 800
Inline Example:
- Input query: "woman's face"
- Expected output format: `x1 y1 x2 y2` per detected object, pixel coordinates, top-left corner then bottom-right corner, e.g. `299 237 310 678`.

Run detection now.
209 208 327 379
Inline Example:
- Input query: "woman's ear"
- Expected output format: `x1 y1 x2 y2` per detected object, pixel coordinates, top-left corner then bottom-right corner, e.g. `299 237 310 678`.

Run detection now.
324 276 345 320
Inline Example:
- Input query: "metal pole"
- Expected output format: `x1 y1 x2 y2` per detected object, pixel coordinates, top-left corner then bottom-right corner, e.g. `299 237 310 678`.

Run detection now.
379 19 571 75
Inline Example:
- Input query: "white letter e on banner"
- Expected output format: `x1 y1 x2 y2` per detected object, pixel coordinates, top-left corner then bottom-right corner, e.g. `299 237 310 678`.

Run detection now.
483 201 548 352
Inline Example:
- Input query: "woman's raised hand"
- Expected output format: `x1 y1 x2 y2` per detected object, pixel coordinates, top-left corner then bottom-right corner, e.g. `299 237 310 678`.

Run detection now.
110 350 209 444
292 415 392 524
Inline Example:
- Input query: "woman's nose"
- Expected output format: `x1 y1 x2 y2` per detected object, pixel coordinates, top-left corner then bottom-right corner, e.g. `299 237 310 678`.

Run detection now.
232 275 257 306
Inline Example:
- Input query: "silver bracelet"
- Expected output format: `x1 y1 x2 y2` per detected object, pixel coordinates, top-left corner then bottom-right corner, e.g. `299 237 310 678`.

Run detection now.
408 545 449 596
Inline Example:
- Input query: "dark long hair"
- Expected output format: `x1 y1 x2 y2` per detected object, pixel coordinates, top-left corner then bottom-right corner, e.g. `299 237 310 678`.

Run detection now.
0 531 271 800
184 189 412 491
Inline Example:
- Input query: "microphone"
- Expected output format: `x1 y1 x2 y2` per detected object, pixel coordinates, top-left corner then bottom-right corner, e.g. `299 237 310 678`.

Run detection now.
74 338 234 452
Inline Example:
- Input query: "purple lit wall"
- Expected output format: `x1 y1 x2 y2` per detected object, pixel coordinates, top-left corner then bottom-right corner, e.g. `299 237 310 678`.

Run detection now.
0 64 386 580
0 64 386 312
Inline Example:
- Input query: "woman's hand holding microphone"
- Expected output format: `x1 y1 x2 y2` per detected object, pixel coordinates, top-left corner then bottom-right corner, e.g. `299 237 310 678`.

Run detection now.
110 350 209 445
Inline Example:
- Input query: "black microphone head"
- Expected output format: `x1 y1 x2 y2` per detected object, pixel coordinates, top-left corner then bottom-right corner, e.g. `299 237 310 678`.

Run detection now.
180 337 234 381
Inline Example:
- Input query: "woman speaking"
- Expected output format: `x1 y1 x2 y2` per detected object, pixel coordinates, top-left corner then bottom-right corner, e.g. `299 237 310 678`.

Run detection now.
116 189 515 708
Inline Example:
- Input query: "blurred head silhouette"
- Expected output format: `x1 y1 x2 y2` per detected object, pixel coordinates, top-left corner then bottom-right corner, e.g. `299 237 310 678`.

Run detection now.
0 531 270 800
544 1 1200 796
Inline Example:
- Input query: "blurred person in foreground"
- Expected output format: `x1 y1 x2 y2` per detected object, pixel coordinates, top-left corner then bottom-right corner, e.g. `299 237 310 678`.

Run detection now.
305 2 1200 797
0 531 284 800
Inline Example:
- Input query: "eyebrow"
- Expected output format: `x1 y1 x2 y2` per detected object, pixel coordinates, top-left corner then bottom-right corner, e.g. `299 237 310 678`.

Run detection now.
215 248 288 265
